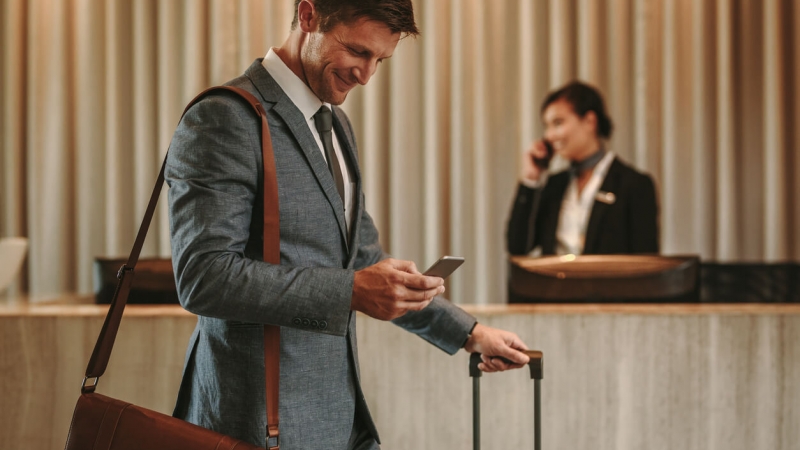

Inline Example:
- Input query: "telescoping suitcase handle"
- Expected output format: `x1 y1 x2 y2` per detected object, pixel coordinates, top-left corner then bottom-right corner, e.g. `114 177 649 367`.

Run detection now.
469 350 544 450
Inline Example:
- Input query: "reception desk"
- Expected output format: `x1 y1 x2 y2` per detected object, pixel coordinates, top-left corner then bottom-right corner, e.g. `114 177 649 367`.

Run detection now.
2 297 799 450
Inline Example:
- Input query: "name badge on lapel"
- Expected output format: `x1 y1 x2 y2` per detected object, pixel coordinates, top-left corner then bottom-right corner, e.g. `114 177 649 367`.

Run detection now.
595 191 616 204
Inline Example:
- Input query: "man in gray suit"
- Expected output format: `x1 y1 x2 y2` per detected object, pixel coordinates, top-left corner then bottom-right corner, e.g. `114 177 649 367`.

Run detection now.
166 1 531 448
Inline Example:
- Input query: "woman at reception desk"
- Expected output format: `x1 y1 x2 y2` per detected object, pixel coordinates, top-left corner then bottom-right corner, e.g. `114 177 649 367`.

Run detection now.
506 81 659 257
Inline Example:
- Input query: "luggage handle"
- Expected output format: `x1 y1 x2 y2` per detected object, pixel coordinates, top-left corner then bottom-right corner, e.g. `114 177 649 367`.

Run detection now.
469 350 543 380
469 350 543 450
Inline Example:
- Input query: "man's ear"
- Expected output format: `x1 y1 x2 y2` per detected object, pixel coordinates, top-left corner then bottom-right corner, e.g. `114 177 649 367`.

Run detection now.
297 0 319 33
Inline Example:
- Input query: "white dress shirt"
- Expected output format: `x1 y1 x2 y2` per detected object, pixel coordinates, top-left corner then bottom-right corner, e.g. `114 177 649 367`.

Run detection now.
555 151 616 255
262 49 355 233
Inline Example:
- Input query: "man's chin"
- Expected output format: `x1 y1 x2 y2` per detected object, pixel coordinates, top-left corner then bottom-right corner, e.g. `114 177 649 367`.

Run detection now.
325 90 350 106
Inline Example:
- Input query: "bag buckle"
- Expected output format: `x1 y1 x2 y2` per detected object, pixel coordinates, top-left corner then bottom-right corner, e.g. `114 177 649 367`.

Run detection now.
82 376 99 393
117 264 133 280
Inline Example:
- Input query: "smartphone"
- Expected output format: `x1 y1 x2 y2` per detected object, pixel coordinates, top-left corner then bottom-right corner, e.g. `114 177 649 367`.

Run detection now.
532 139 554 169
423 256 465 279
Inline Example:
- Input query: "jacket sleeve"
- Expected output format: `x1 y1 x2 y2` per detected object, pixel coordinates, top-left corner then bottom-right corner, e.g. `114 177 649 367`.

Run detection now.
627 173 660 253
391 298 476 355
506 183 540 255
166 93 353 336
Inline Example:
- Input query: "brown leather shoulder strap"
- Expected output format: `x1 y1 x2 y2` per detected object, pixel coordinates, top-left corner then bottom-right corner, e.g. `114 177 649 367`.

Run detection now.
81 85 281 449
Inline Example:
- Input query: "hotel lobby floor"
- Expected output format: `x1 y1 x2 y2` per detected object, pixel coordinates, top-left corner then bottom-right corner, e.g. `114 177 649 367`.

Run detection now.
2 297 799 449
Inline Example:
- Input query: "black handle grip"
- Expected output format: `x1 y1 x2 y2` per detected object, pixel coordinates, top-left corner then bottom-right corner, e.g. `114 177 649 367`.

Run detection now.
469 350 543 379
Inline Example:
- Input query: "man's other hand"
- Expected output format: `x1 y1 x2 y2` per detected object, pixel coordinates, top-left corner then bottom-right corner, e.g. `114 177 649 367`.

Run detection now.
463 324 530 372
352 258 445 321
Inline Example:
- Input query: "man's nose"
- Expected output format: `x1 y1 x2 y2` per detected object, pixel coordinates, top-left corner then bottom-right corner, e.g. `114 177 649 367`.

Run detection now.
353 59 378 85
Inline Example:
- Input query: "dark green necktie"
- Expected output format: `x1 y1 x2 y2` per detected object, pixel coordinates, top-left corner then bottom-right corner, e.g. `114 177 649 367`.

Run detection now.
313 106 345 205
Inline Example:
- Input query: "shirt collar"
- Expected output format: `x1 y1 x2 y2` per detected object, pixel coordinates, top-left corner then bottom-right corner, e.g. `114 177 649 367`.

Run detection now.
262 48 329 122
570 148 607 177
592 151 616 179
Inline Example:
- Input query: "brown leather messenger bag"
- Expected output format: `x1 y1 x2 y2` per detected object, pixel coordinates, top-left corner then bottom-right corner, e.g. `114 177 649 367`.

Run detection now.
64 86 281 450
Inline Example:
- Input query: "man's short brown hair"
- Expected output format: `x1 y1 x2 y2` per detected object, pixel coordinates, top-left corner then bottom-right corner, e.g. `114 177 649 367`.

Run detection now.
291 0 419 36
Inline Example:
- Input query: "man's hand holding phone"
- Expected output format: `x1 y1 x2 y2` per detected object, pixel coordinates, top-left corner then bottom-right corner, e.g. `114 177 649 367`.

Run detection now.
351 258 447 321
351 256 465 321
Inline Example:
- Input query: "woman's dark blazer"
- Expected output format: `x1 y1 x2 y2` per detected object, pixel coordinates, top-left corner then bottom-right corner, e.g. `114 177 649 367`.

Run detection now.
506 157 659 256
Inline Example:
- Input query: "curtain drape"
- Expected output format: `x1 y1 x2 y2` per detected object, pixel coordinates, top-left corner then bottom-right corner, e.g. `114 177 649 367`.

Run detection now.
2 0 798 303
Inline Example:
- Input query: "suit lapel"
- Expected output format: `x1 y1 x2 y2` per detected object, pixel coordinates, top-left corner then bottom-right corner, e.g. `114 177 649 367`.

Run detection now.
332 107 361 187
332 106 361 258
541 175 570 255
245 61 350 250
584 158 621 253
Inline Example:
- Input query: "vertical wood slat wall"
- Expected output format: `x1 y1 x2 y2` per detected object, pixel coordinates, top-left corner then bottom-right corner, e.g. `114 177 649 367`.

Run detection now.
1 0 798 302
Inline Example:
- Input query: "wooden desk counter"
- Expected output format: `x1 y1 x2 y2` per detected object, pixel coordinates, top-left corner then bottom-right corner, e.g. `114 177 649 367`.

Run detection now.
5 298 800 316
2 298 798 450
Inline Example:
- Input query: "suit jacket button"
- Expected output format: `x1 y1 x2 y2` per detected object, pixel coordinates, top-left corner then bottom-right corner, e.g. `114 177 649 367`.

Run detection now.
310 320 319 328
318 321 327 330
292 318 302 326
302 318 310 327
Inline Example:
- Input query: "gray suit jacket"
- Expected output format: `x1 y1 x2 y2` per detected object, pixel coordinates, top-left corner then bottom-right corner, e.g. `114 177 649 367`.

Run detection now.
166 59 476 449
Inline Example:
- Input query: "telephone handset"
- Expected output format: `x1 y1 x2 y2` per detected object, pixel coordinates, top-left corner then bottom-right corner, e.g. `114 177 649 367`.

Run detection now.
532 139 554 169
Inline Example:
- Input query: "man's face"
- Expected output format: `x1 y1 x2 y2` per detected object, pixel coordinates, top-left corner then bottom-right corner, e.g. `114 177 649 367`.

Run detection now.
301 17 400 105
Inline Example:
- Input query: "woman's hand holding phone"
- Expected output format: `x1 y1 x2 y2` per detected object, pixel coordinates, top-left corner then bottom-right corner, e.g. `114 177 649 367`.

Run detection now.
521 139 553 183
